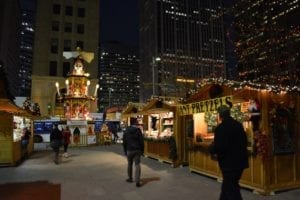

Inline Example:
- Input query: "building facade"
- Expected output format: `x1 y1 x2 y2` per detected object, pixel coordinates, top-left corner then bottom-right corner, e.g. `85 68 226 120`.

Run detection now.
233 0 300 86
0 0 21 99
99 42 139 112
18 0 36 97
139 0 226 102
32 0 99 116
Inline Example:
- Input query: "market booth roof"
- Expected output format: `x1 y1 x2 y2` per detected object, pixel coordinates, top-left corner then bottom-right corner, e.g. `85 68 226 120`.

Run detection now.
122 102 145 117
142 99 176 114
0 98 27 115
0 98 46 120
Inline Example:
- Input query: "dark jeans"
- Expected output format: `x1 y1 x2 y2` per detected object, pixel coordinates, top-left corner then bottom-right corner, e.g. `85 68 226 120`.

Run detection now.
126 150 142 183
63 144 69 153
220 169 244 200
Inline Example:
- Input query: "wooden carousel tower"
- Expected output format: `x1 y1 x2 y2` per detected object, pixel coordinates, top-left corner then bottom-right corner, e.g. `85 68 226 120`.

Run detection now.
55 48 99 120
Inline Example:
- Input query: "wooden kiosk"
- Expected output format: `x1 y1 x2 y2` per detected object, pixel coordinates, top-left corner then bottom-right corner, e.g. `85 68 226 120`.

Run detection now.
0 99 34 166
177 83 300 194
142 99 180 166
121 102 145 126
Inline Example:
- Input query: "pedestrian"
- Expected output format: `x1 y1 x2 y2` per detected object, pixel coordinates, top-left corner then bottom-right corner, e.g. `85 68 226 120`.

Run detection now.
50 123 63 164
73 126 80 144
123 117 144 187
209 105 249 200
62 126 71 157
21 127 31 158
109 122 118 143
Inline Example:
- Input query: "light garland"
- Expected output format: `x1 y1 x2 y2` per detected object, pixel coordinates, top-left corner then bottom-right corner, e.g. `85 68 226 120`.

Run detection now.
193 78 300 95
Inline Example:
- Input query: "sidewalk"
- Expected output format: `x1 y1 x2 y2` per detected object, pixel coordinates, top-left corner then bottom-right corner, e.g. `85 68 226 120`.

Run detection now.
0 145 299 200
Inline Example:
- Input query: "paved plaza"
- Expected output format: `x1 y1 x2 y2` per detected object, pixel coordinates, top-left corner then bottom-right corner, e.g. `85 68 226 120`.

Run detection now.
0 145 299 200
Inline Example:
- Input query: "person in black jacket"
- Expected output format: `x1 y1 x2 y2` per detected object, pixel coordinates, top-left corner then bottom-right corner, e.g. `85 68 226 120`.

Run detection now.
50 123 63 164
123 117 144 187
209 105 249 200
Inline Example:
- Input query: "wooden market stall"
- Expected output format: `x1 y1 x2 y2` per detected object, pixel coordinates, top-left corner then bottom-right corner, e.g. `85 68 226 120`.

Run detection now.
142 99 182 166
177 84 300 194
0 99 34 166
121 102 145 127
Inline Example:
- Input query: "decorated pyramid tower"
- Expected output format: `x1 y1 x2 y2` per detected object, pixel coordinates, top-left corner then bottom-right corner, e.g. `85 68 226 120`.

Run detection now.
57 47 99 120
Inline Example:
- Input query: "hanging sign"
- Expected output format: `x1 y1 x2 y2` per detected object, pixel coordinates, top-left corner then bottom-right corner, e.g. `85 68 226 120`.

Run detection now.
177 96 233 116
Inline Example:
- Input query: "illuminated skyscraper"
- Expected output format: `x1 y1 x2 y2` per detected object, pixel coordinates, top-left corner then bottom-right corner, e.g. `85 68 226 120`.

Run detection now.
232 0 299 86
139 0 226 101
18 0 36 97
99 41 139 111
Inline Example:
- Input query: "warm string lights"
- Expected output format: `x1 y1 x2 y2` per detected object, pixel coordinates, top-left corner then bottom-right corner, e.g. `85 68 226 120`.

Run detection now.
191 78 300 95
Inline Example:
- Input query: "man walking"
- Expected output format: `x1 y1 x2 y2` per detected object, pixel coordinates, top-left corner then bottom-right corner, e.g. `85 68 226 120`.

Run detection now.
50 123 63 164
123 117 144 187
209 105 249 200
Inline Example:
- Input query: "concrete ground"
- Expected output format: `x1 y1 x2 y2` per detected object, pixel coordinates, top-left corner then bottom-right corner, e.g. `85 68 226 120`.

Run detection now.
0 144 299 200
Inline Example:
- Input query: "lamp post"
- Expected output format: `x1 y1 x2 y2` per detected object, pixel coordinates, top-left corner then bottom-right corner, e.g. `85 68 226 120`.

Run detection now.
152 57 161 96
108 88 113 107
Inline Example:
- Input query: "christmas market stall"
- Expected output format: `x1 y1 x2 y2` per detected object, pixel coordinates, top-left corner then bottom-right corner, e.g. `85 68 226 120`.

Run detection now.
121 102 145 128
0 99 34 166
177 82 300 194
142 99 180 166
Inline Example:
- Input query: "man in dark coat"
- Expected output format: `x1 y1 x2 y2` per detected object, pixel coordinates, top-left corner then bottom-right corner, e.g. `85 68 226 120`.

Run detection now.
209 105 249 200
50 123 63 164
123 117 144 187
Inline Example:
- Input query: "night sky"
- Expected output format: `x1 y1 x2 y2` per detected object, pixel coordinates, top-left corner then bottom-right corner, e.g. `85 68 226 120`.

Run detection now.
100 0 139 47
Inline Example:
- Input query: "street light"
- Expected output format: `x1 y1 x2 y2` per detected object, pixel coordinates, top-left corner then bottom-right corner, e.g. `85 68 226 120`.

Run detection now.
152 57 161 96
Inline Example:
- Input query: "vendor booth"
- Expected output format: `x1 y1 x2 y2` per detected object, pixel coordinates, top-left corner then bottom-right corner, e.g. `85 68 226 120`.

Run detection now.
142 99 180 166
0 99 34 166
177 83 300 194
121 102 145 127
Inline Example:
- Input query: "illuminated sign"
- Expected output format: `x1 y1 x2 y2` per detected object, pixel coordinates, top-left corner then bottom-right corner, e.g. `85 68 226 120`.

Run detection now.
177 96 233 116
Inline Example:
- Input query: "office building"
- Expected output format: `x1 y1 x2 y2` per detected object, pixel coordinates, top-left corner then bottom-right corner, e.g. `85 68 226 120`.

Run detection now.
18 0 36 97
0 0 21 99
233 0 300 86
139 0 226 102
99 41 139 112
32 0 99 116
